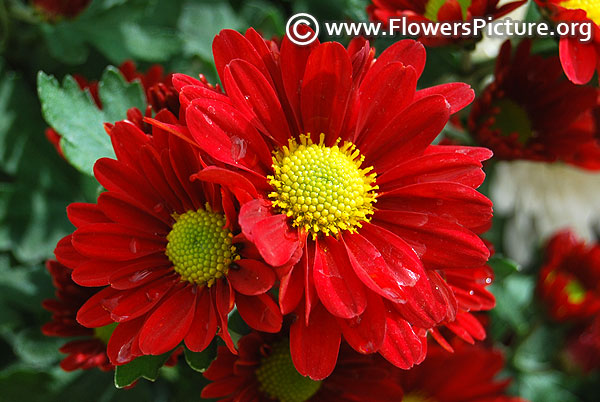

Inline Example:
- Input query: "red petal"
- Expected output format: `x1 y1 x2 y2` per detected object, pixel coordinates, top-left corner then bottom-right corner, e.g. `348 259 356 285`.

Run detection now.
374 210 491 269
184 287 218 352
366 39 426 80
104 276 178 322
343 225 422 303
290 303 341 380
559 37 597 85
379 314 425 369
67 203 109 227
313 236 367 319
236 293 282 333
97 192 170 235
356 63 417 145
414 82 474 114
363 95 450 171
228 259 275 296
107 317 145 365
186 97 272 172
377 182 493 231
215 280 236 353
337 291 386 354
54 235 85 269
138 286 197 355
76 287 119 328
279 263 304 315
241 210 300 267
191 167 258 205
224 59 291 145
300 42 352 144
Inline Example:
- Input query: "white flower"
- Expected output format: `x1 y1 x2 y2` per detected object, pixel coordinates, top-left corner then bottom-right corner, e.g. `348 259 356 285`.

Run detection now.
491 160 600 266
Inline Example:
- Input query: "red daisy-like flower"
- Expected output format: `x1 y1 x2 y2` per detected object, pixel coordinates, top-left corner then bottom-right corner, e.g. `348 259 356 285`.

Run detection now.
54 105 282 365
367 0 526 46
469 40 600 170
33 0 90 20
171 28 493 379
201 332 403 401
397 340 526 402
42 260 114 372
535 0 600 85
566 315 600 372
538 229 600 322
45 61 179 158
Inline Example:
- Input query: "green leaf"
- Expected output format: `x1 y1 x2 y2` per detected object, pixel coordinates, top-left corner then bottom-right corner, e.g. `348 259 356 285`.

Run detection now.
183 342 217 373
37 66 145 175
488 255 520 279
114 353 171 388
179 0 242 61
121 23 182 62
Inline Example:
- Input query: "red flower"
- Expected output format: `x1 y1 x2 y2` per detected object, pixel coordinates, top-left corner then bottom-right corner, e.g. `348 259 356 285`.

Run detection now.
33 0 90 20
469 40 600 170
175 28 493 379
45 61 179 158
42 260 114 372
535 0 600 85
566 315 600 372
54 106 282 365
201 332 403 401
367 0 526 45
538 230 600 322
398 340 526 402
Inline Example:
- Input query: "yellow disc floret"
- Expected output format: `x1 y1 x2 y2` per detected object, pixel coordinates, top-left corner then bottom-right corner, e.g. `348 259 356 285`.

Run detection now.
165 206 238 287
255 340 322 402
268 134 378 240
560 0 600 25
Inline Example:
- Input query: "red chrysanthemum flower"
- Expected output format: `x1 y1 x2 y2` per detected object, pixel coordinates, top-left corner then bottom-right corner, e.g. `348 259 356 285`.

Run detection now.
33 0 90 20
45 61 179 158
535 0 600 85
538 229 600 322
566 315 600 372
54 105 283 365
172 28 494 379
397 340 526 402
201 332 403 401
469 40 600 170
367 0 526 45
42 260 114 372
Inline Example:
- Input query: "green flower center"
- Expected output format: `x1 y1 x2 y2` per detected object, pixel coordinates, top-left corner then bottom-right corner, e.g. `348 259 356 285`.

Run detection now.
560 0 600 25
565 279 587 304
255 340 322 402
94 322 117 345
491 98 534 145
165 208 238 287
268 134 378 240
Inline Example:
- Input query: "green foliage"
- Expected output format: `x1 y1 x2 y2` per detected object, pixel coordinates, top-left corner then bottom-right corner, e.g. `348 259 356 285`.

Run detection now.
37 66 145 175
114 353 172 388
183 342 217 373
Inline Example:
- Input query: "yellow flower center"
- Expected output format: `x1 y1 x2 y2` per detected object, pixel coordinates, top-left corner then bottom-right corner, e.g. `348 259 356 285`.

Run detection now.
490 98 534 145
255 340 322 402
94 322 117 345
165 207 238 287
403 393 437 402
565 279 587 304
268 134 378 240
560 0 600 25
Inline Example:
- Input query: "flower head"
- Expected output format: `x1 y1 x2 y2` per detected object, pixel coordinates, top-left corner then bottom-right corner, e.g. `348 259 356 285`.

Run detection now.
177 28 493 379
397 340 526 402
538 230 600 322
470 40 600 169
367 0 526 45
54 104 282 365
42 260 114 372
535 0 600 84
201 332 403 401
